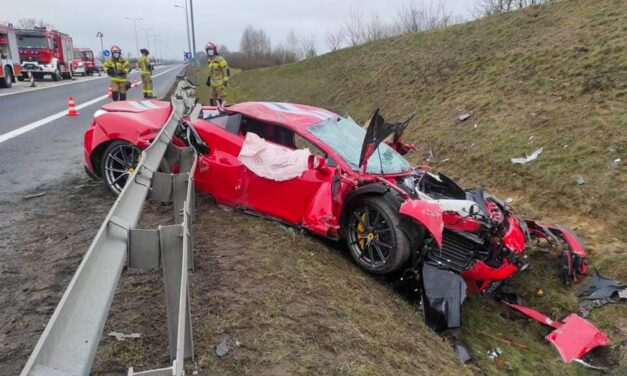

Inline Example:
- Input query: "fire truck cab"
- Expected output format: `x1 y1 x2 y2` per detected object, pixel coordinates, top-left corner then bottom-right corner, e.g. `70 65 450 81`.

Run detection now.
72 48 96 76
0 24 22 88
16 27 74 81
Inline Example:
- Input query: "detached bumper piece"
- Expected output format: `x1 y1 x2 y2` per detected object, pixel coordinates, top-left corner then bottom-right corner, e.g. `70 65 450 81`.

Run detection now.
421 262 467 332
526 221 588 285
503 301 610 363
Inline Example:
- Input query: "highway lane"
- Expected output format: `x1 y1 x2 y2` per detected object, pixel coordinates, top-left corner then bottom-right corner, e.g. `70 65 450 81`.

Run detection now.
0 64 185 201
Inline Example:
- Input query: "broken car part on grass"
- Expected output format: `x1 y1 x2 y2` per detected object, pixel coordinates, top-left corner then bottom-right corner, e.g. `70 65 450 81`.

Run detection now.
578 273 627 317
503 300 610 364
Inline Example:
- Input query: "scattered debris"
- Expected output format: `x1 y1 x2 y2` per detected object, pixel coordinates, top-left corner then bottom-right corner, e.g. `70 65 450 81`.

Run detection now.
576 176 586 185
474 123 478 128
427 149 434 161
458 113 471 121
215 204 233 212
529 136 535 144
441 158 450 163
536 289 545 297
23 192 46 199
502 301 610 363
108 331 141 341
609 158 621 169
215 337 229 358
511 147 543 165
577 273 627 317
486 347 503 360
477 330 528 349
572 358 608 371
563 144 569 149
454 341 473 363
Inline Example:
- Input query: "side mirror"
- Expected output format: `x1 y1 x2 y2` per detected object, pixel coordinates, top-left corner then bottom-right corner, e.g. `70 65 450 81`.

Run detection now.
309 155 326 170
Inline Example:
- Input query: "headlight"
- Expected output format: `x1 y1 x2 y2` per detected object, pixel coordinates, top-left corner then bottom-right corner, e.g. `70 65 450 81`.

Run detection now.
44 64 54 68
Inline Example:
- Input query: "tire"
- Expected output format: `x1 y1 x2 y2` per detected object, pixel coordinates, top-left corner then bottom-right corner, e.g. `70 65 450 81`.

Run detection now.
101 140 142 195
345 196 411 274
52 68 61 81
1 67 12 88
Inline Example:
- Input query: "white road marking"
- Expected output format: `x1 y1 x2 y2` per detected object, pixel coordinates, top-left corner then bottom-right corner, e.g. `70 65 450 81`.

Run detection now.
0 65 183 145
0 65 178 98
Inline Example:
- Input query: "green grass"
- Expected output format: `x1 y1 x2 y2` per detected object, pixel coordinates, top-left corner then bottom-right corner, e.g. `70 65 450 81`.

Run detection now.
194 0 627 374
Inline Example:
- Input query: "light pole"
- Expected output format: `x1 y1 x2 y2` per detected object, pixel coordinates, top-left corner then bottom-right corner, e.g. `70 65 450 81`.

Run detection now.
141 27 153 51
174 2 192 59
189 0 197 61
96 31 104 61
126 16 143 59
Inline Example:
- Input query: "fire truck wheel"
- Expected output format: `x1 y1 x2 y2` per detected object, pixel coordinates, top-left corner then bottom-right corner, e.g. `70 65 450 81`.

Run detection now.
52 68 61 81
1 67 13 88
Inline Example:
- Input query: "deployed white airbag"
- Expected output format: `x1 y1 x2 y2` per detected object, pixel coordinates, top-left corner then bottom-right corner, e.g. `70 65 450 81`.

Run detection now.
238 132 311 181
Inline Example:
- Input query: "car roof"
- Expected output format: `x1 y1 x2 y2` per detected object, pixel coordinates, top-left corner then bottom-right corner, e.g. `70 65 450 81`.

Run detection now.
227 102 338 131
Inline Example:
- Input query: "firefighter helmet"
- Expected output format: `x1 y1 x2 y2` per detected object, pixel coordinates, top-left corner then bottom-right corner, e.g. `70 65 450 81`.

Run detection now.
140 48 149 55
110 45 122 53
205 42 217 54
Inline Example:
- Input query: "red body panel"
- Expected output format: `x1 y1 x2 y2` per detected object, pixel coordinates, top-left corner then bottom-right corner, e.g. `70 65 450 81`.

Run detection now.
399 200 444 247
502 215 526 254
462 259 519 292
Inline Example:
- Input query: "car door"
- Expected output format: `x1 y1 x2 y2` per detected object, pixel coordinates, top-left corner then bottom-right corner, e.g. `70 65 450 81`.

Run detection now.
238 121 337 232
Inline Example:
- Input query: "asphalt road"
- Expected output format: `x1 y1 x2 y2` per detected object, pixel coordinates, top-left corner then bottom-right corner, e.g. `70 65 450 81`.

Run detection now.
0 64 185 201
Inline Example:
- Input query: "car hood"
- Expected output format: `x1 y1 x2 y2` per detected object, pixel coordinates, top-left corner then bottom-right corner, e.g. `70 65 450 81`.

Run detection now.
358 109 412 172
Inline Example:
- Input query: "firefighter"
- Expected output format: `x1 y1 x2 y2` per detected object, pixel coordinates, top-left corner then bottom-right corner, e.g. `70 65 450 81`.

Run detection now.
103 45 130 101
205 42 230 106
138 48 155 98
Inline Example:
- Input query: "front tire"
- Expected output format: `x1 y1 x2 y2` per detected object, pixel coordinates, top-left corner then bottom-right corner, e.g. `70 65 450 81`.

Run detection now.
52 67 61 81
346 196 411 274
101 141 142 195
1 67 13 88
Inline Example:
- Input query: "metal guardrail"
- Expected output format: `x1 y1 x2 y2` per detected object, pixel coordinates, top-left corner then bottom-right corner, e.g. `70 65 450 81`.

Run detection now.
20 79 199 376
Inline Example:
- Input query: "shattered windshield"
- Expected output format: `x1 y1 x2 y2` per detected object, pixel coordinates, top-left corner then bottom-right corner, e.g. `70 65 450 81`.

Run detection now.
308 116 412 174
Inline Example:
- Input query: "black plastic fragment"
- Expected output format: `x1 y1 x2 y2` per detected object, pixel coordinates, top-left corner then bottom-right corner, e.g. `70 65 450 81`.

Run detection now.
421 262 467 332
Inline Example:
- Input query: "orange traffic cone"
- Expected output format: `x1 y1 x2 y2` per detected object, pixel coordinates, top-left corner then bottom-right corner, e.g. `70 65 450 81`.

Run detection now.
107 85 112 98
67 96 79 117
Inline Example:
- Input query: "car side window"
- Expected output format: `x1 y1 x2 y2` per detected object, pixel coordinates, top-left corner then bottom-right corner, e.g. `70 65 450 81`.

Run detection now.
239 116 296 148
205 114 241 135
294 133 337 167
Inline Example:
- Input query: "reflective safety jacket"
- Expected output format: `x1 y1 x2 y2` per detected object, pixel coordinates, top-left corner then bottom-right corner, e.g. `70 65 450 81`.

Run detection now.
103 58 130 83
208 55 229 88
138 55 152 75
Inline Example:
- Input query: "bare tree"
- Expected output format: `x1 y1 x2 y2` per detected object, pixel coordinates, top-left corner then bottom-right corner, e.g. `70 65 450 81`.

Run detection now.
474 0 551 16
16 18 54 29
396 1 453 33
300 35 317 59
325 28 345 51
342 7 368 46
285 31 303 60
239 25 271 58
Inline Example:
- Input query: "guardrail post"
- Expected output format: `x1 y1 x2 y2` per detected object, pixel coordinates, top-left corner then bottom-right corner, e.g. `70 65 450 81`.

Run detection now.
160 224 194 362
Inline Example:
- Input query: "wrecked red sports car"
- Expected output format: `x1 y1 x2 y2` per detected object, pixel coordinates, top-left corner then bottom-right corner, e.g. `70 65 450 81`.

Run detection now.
83 99 588 330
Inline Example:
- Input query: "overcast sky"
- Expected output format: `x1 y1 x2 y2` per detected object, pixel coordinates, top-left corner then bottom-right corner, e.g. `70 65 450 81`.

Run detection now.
3 0 473 60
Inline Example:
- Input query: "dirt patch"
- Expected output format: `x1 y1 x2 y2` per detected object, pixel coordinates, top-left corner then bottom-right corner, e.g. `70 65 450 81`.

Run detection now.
0 176 113 374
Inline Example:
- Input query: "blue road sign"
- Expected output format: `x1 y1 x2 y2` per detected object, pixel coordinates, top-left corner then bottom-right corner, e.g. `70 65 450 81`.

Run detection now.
103 49 111 57
183 52 192 61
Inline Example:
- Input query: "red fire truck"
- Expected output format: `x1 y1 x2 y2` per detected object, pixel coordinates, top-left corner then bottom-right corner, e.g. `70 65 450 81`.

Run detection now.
16 27 74 81
0 24 22 88
72 48 97 76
